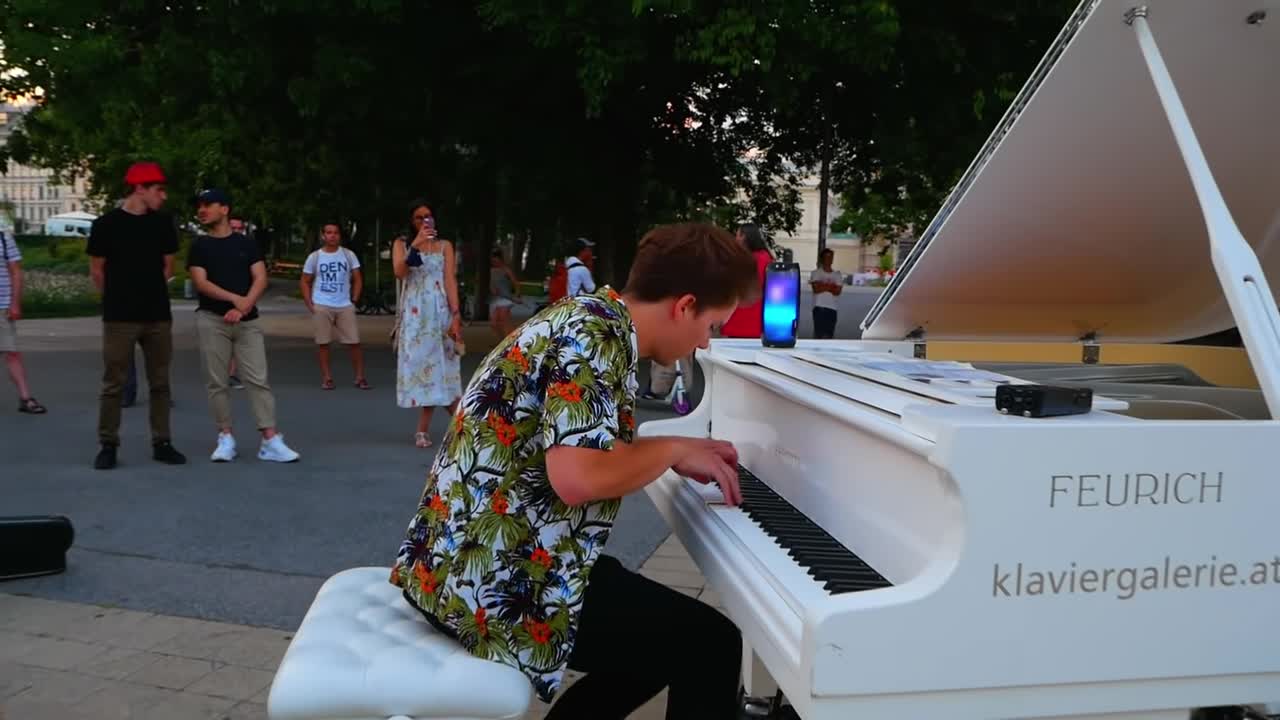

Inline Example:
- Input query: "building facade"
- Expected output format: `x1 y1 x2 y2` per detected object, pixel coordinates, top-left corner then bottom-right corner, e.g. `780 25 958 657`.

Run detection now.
769 172 911 277
0 103 92 233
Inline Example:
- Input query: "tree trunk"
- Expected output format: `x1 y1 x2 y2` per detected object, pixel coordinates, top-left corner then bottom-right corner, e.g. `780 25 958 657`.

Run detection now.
472 176 498 323
817 116 833 262
514 228 530 274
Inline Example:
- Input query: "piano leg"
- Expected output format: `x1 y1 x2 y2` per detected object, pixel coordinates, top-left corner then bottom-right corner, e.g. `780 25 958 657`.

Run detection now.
739 641 790 718
741 641 779 699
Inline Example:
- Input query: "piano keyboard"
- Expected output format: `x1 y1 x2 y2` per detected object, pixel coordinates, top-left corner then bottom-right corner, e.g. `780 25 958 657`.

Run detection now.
737 465 894 595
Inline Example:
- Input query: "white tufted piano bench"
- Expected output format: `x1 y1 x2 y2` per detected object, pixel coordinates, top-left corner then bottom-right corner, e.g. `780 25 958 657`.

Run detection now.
267 567 534 720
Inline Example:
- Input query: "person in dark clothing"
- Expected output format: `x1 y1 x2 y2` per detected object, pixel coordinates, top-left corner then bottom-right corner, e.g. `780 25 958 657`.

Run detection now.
87 162 187 470
188 188 300 464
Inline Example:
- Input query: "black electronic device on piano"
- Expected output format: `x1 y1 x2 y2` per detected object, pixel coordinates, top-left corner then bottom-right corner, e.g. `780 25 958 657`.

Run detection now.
995 384 1093 418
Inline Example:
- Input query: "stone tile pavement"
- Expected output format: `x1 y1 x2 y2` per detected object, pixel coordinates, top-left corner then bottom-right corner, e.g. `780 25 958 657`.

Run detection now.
1 535 719 720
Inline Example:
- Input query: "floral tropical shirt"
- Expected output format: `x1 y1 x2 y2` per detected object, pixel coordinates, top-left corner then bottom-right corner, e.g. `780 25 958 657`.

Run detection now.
390 286 638 703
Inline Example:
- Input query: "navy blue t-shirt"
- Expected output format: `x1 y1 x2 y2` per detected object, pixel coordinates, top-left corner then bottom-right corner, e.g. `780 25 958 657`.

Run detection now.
187 232 264 321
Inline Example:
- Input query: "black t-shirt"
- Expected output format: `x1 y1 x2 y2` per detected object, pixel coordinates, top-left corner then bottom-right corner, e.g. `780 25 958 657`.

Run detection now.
187 232 264 321
85 208 179 322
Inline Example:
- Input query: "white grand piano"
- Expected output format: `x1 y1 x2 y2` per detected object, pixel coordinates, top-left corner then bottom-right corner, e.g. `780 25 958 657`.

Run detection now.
640 1 1280 718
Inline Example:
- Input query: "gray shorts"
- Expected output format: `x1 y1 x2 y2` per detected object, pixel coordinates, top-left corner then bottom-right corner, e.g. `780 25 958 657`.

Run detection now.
0 319 16 353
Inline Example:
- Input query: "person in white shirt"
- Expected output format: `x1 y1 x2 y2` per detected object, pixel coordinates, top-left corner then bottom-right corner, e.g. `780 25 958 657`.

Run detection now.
300 223 368 390
565 237 596 297
810 248 844 339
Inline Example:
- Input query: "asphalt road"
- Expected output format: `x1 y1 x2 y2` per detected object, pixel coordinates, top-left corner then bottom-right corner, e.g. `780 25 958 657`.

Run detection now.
0 333 681 631
792 285 883 340
0 286 884 631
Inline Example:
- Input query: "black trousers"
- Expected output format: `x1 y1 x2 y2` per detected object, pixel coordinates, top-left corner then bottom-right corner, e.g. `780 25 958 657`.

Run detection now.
812 307 838 339
548 554 742 719
407 553 742 719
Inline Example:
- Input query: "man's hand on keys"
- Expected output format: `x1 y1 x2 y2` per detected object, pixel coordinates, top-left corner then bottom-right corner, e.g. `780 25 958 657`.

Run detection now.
673 438 742 506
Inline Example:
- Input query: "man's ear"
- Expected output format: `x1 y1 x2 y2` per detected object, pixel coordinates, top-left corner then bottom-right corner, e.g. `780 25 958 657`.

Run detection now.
672 294 698 318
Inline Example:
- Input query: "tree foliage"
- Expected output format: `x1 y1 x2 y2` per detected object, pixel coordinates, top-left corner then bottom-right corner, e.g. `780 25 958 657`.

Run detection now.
2 0 1078 296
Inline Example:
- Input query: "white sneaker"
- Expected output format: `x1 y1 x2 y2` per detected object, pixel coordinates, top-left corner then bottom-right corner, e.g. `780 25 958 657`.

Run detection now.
258 434 300 463
211 433 237 462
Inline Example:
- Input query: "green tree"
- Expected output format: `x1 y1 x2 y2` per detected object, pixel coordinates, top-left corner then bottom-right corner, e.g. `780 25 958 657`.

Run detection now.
831 0 1080 243
1 0 1079 305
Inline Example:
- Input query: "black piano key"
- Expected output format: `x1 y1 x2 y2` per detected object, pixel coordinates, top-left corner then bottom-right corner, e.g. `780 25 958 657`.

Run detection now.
734 464 893 596
809 567 885 585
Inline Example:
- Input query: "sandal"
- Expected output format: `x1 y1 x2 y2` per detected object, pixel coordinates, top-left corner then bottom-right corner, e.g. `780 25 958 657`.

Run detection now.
414 432 432 448
354 378 371 390
321 379 335 390
18 397 47 414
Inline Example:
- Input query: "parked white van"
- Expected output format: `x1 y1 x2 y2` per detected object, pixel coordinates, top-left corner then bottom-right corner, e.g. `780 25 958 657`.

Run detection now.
43 211 96 237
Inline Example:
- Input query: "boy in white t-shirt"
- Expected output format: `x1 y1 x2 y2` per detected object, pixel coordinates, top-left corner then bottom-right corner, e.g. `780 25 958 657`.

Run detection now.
809 248 844 339
300 223 368 389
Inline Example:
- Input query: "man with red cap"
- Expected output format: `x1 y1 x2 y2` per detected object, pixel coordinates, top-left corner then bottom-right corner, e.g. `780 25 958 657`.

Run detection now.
86 161 188 470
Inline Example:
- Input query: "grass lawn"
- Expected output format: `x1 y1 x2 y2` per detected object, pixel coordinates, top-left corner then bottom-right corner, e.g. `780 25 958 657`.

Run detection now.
12 235 197 317
14 236 91 275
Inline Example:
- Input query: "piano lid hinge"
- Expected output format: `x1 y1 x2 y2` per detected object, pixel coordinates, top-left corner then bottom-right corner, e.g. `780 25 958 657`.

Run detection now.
1080 331 1100 365
1123 5 1148 26
906 326 927 358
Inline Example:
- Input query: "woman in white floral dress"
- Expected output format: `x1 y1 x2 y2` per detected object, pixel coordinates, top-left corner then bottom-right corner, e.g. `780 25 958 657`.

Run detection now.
392 201 463 447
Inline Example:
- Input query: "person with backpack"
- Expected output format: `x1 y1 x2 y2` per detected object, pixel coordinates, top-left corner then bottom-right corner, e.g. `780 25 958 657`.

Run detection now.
564 237 596 297
300 222 368 390
541 237 596 311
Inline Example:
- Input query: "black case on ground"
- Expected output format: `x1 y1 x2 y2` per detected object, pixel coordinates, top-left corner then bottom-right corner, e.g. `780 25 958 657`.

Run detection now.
0 515 75 581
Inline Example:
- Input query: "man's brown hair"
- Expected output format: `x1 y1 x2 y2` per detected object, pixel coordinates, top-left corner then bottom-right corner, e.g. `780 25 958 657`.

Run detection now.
624 222 761 309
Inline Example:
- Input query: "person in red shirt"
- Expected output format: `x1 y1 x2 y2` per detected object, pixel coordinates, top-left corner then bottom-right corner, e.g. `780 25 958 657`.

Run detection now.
717 223 773 338
642 223 773 403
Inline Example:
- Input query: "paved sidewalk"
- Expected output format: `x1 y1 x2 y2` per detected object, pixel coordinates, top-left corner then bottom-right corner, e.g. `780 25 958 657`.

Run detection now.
1 535 718 720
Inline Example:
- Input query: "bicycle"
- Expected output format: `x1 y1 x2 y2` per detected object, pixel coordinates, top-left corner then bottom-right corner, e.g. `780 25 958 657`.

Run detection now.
355 285 396 316
669 356 692 415
640 355 695 416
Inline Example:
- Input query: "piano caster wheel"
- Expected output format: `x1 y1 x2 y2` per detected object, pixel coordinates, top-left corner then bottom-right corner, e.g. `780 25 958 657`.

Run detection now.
738 690 800 720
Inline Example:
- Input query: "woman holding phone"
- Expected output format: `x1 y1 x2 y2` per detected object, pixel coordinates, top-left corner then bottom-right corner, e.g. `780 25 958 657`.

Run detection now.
392 200 463 448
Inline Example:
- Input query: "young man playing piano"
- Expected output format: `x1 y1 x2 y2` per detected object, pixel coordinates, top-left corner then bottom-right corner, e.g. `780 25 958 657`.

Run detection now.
390 222 759 718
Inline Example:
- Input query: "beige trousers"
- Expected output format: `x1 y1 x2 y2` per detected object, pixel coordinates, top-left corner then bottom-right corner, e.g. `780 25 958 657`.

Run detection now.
195 311 276 431
648 352 695 396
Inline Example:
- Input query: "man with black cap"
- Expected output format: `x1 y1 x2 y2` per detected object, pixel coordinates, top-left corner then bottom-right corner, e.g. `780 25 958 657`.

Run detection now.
188 188 300 464
87 161 187 470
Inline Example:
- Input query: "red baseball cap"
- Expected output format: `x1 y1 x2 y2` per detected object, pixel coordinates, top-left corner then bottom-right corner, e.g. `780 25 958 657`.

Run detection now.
124 162 167 185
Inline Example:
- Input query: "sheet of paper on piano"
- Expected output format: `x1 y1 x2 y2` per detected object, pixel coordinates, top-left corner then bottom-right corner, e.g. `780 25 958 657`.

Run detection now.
746 349 1132 421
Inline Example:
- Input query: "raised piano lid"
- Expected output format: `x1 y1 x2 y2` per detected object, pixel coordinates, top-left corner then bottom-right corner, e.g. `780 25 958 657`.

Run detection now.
859 0 1280 345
